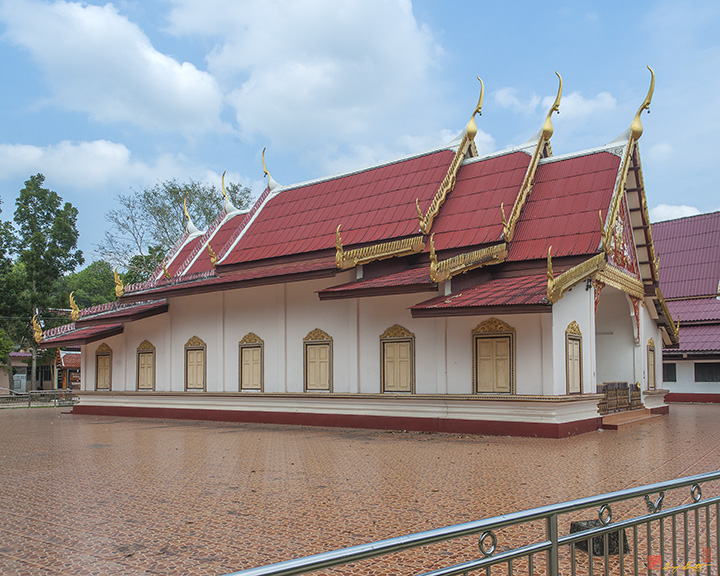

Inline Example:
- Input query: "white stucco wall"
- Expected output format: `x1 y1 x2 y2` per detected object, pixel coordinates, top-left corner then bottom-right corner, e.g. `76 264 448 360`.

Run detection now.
595 288 636 388
665 359 720 395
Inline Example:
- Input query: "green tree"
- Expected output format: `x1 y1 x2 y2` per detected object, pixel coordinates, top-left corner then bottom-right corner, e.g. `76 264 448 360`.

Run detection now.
13 174 83 390
56 259 117 309
96 178 252 283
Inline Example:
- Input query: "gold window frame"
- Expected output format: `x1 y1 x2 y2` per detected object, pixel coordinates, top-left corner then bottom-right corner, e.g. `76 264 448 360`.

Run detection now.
472 318 516 394
95 342 112 391
379 324 415 394
565 321 583 395
303 328 333 392
136 340 156 392
184 335 207 392
239 332 264 392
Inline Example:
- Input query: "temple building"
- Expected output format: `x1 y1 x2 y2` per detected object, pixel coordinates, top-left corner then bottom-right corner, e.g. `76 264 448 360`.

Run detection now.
652 211 720 403
40 70 678 437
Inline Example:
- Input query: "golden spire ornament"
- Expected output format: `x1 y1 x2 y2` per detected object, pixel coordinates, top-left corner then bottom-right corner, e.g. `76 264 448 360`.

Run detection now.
114 267 124 298
69 292 80 322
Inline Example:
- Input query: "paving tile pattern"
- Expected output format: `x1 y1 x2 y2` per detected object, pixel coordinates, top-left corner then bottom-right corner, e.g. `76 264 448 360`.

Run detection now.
1 405 720 575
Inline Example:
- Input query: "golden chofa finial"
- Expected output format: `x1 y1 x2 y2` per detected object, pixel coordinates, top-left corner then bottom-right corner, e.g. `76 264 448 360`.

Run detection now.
542 71 563 140
630 66 655 142
69 292 80 322
465 76 484 141
262 147 280 191
114 267 124 298
32 314 43 344
221 170 238 213
183 193 201 236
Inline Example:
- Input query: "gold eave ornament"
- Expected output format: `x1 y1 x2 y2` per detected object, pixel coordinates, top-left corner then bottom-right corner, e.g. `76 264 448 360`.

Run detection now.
546 249 607 304
335 225 425 269
503 72 562 243
429 234 507 283
208 244 217 268
32 314 43 344
114 267 124 298
69 292 80 322
416 77 484 235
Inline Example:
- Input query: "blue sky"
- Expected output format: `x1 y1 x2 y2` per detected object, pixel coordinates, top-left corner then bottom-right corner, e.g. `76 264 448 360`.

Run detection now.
1 0 719 260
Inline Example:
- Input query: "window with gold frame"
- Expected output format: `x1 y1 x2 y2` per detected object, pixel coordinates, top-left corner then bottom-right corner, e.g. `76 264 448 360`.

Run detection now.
380 325 415 393
472 319 515 394
95 342 112 391
303 329 332 392
565 321 583 394
184 336 206 391
136 340 156 391
239 333 264 391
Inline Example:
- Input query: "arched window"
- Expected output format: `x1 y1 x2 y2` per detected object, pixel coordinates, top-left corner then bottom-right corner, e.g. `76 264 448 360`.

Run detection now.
647 338 656 390
566 321 583 394
380 325 415 393
303 329 333 392
239 333 264 391
136 340 156 391
472 319 515 394
95 343 112 391
185 336 206 391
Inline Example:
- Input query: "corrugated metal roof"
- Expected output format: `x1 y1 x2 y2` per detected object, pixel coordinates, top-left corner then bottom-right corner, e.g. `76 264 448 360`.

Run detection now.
671 324 720 353
667 298 720 323
507 152 621 261
318 267 432 296
222 150 455 266
652 211 720 299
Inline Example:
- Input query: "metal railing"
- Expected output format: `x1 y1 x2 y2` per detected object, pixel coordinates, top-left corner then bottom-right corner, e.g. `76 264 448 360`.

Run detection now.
0 389 78 408
224 470 720 576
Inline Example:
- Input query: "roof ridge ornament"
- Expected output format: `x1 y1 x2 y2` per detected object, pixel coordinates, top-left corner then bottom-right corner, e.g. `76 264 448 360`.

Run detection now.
262 147 281 191
221 171 239 214
503 72 562 243
114 267 124 299
417 76 484 235
208 244 217 268
183 193 201 236
631 66 655 143
32 314 43 343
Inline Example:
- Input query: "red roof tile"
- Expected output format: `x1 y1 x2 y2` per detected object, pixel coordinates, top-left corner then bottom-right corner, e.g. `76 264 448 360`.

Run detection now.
667 298 720 323
166 235 203 276
318 267 434 299
508 152 621 261
40 324 124 347
221 150 455 266
652 211 720 299
58 352 81 369
429 151 531 251
669 324 720 353
411 273 550 314
77 300 168 326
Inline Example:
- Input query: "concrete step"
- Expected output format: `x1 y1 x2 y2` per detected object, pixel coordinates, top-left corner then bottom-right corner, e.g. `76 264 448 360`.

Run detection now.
601 408 662 430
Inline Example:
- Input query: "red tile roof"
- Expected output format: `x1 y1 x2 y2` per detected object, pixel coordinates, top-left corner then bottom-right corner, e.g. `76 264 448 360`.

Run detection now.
508 151 621 261
58 351 81 369
318 267 434 299
411 273 550 315
428 151 531 251
667 298 720 323
40 323 124 347
76 300 168 326
652 211 720 299
165 235 204 277
221 150 455 266
183 213 247 275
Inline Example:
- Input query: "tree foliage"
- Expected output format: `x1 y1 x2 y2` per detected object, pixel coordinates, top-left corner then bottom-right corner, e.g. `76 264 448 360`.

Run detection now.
56 259 117 309
96 179 252 283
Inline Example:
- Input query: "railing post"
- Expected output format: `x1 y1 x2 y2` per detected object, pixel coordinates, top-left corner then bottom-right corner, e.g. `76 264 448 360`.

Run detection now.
548 513 559 576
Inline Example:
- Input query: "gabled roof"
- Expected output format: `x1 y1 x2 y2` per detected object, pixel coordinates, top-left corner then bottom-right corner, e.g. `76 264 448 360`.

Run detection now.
652 211 720 299
219 148 456 267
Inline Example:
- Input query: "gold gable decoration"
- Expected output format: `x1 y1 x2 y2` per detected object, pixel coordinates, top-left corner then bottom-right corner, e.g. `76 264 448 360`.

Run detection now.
547 252 607 304
240 332 264 345
304 328 333 342
566 321 582 336
429 237 507 282
380 324 414 339
603 67 654 250
335 227 425 270
503 72 562 243
185 335 206 348
596 265 645 300
137 340 155 352
648 337 655 348
96 343 112 354
472 318 515 334
416 77 484 235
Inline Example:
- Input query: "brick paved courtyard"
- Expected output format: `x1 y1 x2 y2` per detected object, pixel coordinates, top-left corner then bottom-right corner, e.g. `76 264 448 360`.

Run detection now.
1 405 720 575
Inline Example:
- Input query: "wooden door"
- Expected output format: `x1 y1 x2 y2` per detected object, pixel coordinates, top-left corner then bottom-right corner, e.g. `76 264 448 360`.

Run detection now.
186 349 205 390
306 343 330 390
241 346 262 390
383 340 412 392
137 352 154 390
567 337 582 394
476 337 510 393
96 354 111 390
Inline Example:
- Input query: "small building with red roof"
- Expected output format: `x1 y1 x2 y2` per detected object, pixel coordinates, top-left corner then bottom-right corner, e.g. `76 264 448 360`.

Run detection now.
652 211 720 402
40 71 678 436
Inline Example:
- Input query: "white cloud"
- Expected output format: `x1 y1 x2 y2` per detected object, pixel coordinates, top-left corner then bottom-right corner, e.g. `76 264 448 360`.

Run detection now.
649 204 702 222
544 91 617 122
493 88 541 116
0 0 225 134
165 0 444 152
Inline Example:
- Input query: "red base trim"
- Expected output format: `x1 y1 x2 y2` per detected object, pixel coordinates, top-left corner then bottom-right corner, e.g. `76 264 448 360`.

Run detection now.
664 393 720 404
72 405 601 438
